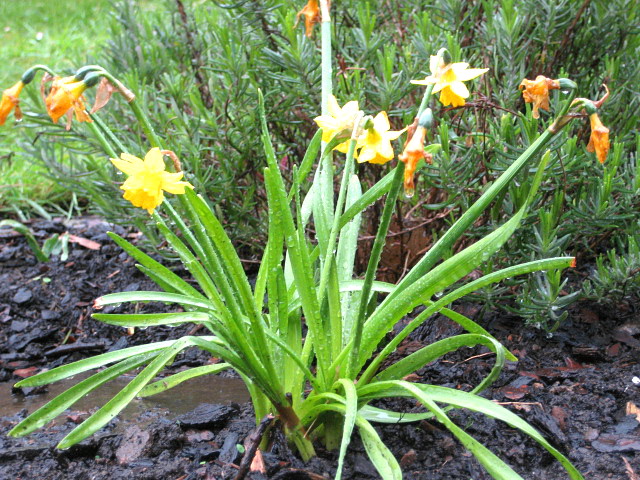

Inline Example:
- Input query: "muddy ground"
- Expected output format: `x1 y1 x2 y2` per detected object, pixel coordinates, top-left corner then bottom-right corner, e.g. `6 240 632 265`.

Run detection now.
0 217 638 479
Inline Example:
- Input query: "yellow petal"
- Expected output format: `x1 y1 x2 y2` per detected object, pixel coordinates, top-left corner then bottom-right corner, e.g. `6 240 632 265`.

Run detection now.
429 55 443 76
454 66 489 82
111 156 144 176
327 94 340 117
143 147 166 172
449 81 470 99
384 125 407 141
372 111 390 133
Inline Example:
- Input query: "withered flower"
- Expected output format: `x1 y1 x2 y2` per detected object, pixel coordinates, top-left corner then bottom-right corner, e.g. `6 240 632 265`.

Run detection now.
519 75 560 119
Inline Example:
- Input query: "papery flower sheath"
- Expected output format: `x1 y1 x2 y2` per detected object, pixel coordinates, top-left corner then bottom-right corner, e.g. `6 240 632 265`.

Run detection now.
586 113 610 164
0 81 24 126
356 112 405 165
111 147 193 214
519 75 561 119
296 0 321 37
399 125 431 197
412 55 488 107
314 94 361 153
45 76 91 126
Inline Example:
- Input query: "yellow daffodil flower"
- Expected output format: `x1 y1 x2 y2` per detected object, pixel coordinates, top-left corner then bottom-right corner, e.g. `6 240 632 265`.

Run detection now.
111 147 193 214
412 55 488 107
519 75 561 119
45 76 91 126
356 112 405 165
296 0 321 37
586 113 610 164
399 125 432 197
314 94 361 153
0 81 24 126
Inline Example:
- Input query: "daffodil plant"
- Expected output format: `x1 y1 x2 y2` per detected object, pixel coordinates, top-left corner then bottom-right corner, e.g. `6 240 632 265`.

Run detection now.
5 3 613 479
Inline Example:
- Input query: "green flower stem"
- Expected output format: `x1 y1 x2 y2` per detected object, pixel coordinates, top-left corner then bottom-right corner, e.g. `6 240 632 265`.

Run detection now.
90 114 128 154
92 69 164 149
315 137 357 332
320 3 332 116
346 163 404 379
85 120 118 159
345 83 436 379
21 64 55 84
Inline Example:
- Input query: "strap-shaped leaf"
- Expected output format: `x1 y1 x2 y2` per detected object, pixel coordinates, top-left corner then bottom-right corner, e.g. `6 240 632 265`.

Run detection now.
138 363 231 397
359 382 584 480
0 220 49 262
355 415 402 480
358 405 433 423
107 232 205 299
10 353 158 437
335 379 358 480
14 339 180 387
376 334 505 397
337 169 395 230
93 311 212 327
94 291 217 310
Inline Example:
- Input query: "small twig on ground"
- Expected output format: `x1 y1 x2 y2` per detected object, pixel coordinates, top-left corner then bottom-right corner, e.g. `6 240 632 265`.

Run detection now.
623 457 638 480
234 413 276 480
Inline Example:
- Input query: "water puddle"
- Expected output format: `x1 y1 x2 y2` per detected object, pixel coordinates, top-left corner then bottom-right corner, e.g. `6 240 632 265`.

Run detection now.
0 373 250 423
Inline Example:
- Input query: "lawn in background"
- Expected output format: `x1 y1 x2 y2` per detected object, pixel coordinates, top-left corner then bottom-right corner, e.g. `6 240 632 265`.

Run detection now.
0 0 113 217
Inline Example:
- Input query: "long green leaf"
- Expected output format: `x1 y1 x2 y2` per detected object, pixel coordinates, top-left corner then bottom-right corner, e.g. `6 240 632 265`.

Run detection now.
14 340 179 387
93 311 212 327
138 363 230 397
360 382 584 480
107 232 205 299
9 353 158 437
94 291 217 310
337 169 395 230
335 379 358 480
355 415 402 480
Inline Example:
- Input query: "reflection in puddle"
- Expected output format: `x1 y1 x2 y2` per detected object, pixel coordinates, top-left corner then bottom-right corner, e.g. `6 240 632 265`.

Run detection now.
0 373 250 423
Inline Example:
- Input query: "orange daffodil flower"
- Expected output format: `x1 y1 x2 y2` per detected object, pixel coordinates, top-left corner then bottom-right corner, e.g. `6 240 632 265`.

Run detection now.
587 113 610 164
519 75 561 119
45 76 92 127
412 54 488 107
314 95 405 165
296 0 321 37
111 148 193 214
399 124 431 198
0 81 24 125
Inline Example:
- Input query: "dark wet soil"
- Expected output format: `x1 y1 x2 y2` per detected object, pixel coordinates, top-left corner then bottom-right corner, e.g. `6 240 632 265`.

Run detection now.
1 217 639 479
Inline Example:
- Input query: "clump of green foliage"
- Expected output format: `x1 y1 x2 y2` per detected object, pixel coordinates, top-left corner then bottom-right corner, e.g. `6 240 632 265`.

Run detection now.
6 0 640 325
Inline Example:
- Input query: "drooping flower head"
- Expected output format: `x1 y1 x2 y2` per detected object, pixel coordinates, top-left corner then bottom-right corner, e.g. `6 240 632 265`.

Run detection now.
412 53 488 107
399 125 432 197
519 75 561 119
111 147 193 214
586 113 610 164
45 76 92 126
314 94 362 153
296 0 321 37
356 112 406 165
0 81 24 126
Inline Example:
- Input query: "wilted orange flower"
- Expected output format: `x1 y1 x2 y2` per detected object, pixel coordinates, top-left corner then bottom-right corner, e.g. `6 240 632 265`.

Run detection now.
296 0 321 37
519 75 560 119
0 81 24 126
586 113 610 164
45 76 92 127
399 125 432 197
412 55 488 108
111 148 193 214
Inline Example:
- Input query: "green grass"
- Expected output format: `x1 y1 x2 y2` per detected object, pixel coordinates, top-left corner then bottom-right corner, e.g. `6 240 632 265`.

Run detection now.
0 0 113 215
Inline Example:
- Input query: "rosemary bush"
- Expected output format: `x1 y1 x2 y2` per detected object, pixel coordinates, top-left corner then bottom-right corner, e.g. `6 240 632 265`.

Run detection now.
8 0 639 324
